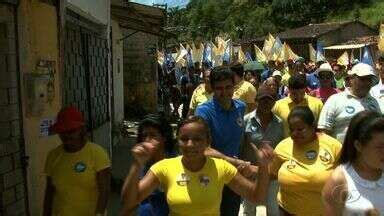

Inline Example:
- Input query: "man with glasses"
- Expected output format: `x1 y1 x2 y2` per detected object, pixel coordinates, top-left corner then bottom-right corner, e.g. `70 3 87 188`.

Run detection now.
318 63 384 143
309 63 340 103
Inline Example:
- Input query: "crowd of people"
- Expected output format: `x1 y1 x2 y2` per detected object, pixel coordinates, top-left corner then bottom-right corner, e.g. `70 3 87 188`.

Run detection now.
43 53 384 216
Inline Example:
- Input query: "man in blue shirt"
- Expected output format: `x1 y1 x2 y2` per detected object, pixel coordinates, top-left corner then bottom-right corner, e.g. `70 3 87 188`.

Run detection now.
195 66 246 216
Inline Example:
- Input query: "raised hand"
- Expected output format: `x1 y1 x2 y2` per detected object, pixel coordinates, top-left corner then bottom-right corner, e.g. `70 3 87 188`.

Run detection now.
250 141 275 166
131 142 157 167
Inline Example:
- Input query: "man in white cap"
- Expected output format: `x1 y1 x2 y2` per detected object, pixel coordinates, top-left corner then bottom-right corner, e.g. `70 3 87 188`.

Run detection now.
369 53 384 99
318 63 384 143
271 70 287 98
309 62 340 103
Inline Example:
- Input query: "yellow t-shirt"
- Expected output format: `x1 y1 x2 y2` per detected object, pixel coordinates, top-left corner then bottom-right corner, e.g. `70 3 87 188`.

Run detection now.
189 84 213 111
45 142 110 216
150 156 237 216
281 73 291 87
272 95 323 137
270 133 342 216
233 80 257 113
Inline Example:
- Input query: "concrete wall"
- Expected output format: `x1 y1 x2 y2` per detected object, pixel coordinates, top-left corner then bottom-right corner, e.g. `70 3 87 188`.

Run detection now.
17 1 61 215
66 0 110 26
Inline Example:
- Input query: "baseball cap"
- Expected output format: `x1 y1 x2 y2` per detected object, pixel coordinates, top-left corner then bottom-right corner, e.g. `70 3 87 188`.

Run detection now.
349 63 376 76
50 106 85 134
316 62 334 75
256 85 275 100
348 63 379 85
272 70 282 77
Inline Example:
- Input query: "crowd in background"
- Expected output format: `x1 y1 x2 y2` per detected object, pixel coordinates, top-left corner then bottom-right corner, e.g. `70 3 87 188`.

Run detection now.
42 51 384 216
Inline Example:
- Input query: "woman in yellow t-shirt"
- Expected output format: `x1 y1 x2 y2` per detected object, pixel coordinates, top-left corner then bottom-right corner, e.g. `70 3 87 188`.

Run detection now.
270 106 342 216
122 116 274 216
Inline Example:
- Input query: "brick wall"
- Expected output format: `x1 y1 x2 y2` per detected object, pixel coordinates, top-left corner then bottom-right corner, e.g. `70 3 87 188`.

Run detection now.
123 29 158 116
0 4 28 216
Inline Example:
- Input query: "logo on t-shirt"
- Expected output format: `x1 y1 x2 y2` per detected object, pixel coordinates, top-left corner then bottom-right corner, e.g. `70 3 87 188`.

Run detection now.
305 150 317 160
199 175 210 187
345 106 355 114
286 160 296 169
319 149 332 163
176 173 190 186
74 162 87 173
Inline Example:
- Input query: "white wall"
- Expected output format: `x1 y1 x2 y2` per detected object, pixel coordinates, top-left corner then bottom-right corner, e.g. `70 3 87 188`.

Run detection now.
111 19 125 124
66 0 110 25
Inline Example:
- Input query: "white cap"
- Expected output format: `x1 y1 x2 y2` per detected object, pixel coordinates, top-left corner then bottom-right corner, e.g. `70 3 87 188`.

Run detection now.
316 62 334 74
348 63 378 85
349 63 376 77
272 70 282 77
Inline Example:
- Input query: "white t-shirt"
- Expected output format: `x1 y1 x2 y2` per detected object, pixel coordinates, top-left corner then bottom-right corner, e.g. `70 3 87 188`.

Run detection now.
317 90 384 143
370 80 384 99
341 164 384 215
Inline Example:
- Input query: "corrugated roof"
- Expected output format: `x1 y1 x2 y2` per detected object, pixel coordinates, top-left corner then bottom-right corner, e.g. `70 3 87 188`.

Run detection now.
237 21 372 44
276 21 352 39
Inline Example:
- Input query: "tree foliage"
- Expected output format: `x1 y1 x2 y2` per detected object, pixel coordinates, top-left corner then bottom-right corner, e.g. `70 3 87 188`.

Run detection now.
166 0 376 42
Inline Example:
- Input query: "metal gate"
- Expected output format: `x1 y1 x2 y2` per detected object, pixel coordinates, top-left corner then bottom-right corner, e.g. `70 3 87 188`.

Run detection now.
63 14 109 131
0 1 29 215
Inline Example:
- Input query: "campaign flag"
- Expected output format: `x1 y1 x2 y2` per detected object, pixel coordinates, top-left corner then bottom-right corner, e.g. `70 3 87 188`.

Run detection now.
362 45 374 67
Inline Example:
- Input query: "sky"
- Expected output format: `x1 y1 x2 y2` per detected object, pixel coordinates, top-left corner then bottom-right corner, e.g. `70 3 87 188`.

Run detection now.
131 0 189 8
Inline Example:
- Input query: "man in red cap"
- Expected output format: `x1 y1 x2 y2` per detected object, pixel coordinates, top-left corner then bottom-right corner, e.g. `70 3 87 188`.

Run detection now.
43 106 110 216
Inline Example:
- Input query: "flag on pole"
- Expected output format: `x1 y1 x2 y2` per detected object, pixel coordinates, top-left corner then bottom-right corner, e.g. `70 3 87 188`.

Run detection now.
216 36 227 55
156 50 164 66
287 44 299 61
262 33 275 57
316 42 326 62
245 52 253 62
337 51 349 66
254 45 266 63
350 50 355 64
309 44 316 62
192 43 204 64
176 43 188 64
212 42 223 67
203 42 213 66
238 48 246 64
277 43 288 62
223 39 232 63
186 44 194 67
269 36 283 61
379 23 384 52
362 45 374 67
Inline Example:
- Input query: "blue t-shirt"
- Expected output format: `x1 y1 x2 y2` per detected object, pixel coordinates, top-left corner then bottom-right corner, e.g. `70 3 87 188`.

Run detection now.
195 98 246 157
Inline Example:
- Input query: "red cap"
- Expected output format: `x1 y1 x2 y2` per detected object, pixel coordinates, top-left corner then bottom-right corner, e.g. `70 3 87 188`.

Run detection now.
50 106 85 134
